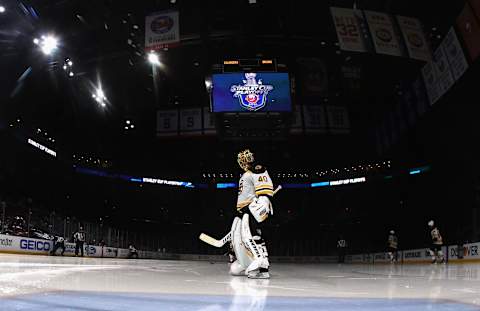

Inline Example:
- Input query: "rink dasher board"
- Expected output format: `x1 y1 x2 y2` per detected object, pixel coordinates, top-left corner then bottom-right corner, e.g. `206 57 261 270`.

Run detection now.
0 234 128 258
2 233 480 263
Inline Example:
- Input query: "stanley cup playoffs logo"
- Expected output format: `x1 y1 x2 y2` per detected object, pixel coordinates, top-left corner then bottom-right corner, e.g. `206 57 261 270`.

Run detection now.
230 73 274 111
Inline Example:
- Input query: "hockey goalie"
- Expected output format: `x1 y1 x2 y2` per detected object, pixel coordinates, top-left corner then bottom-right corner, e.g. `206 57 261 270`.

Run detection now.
229 149 275 279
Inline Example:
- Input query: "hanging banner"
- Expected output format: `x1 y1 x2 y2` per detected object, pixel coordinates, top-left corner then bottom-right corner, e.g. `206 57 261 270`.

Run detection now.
145 10 180 51
456 3 480 62
202 107 216 135
396 16 431 61
433 43 455 98
179 108 202 136
421 62 440 105
156 109 178 136
331 7 369 52
303 105 326 134
364 11 403 57
296 58 328 97
443 27 469 81
326 106 350 134
341 65 362 93
290 105 304 134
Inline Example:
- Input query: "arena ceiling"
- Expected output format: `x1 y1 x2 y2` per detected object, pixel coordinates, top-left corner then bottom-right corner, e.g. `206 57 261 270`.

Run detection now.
0 0 467 174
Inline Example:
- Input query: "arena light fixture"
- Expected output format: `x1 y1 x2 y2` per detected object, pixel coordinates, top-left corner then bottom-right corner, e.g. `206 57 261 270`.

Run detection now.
92 87 107 106
0 6 5 13
35 35 58 55
147 51 160 66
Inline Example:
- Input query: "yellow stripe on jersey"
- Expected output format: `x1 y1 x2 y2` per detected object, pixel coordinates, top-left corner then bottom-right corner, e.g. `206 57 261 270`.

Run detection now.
255 184 273 190
256 189 274 196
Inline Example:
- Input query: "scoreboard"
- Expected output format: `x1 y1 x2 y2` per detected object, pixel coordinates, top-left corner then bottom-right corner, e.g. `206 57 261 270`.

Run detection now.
222 58 277 72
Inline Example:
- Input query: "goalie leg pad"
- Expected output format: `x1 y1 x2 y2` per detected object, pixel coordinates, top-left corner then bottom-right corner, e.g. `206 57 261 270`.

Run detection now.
232 216 252 270
241 214 269 273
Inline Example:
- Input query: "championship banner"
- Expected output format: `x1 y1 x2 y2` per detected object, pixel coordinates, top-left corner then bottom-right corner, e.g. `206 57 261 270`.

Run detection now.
156 109 179 136
432 43 455 99
303 105 326 134
396 16 431 61
179 108 202 136
145 10 180 51
364 11 403 57
341 64 362 93
443 27 469 81
421 61 440 105
326 105 350 134
330 7 369 52
202 107 216 135
296 58 328 97
289 104 304 134
456 3 480 62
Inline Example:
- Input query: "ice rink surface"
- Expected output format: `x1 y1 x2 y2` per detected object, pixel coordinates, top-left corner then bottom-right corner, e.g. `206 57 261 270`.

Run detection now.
1 254 480 310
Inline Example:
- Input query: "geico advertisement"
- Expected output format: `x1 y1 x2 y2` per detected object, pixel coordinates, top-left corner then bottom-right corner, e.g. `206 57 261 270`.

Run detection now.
0 234 52 253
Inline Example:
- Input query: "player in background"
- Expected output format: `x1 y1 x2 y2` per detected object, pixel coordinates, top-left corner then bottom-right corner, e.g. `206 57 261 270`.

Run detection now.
428 220 445 264
74 226 86 257
234 149 274 279
387 230 398 263
336 235 347 263
50 236 65 256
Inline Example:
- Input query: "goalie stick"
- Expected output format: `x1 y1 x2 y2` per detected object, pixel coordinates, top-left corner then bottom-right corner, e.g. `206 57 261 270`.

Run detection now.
199 185 282 248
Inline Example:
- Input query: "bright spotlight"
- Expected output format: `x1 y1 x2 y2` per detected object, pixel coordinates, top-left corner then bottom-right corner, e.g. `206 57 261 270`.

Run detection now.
33 38 39 45
0 6 5 13
96 88 105 99
148 52 160 65
126 120 131 124
205 80 212 89
39 35 58 55
67 60 73 66
69 72 74 77
63 65 67 70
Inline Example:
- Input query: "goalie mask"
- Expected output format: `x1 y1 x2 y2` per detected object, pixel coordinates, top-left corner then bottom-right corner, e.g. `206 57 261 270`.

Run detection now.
237 149 254 171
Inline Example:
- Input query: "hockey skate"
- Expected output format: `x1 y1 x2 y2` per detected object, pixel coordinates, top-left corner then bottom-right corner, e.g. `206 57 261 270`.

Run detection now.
247 268 270 279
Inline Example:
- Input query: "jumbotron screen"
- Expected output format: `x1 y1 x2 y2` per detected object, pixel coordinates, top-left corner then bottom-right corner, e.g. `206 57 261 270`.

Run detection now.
211 72 292 112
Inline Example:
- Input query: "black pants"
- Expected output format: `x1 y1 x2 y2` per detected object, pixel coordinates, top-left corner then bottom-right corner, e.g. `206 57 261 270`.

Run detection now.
338 248 346 263
75 241 84 256
51 242 65 256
